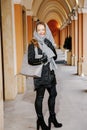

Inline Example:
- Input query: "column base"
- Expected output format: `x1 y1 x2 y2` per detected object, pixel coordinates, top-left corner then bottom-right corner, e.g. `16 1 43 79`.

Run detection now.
71 55 75 66
77 61 87 76
67 51 71 65
17 75 26 94
77 61 83 76
71 55 77 66
0 100 4 130
75 56 77 66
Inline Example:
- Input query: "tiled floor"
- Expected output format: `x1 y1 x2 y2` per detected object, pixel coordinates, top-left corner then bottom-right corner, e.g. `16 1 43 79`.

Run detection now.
4 50 87 130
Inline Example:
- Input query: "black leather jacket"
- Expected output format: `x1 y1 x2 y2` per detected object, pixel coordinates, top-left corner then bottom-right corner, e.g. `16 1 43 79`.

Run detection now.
28 38 57 90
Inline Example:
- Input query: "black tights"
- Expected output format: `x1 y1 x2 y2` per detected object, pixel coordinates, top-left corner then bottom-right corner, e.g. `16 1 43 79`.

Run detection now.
35 85 57 118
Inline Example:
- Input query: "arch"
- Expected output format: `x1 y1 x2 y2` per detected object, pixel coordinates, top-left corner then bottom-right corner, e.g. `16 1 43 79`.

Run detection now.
37 1 69 26
31 0 78 27
41 11 62 26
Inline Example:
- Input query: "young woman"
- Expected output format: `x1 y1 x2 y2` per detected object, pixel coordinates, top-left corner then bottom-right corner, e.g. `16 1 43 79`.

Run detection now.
28 21 62 130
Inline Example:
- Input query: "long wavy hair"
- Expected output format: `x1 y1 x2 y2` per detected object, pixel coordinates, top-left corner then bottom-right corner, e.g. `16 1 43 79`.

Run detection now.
30 38 39 47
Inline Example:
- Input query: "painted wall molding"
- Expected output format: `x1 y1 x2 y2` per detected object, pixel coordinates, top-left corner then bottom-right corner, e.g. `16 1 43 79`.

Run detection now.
26 10 33 16
13 0 22 4
78 8 87 14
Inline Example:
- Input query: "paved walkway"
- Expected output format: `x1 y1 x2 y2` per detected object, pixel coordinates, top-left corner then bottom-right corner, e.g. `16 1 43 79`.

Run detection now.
4 50 87 130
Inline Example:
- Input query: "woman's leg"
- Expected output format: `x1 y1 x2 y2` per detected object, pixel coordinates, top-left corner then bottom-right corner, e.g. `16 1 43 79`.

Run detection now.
35 87 49 130
47 85 57 115
47 85 62 128
35 87 45 118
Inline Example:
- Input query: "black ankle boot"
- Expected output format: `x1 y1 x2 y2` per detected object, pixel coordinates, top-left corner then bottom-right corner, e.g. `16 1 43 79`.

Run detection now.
37 116 49 130
48 114 62 129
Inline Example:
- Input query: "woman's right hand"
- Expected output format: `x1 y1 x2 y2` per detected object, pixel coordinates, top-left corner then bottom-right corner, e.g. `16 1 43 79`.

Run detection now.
39 53 48 63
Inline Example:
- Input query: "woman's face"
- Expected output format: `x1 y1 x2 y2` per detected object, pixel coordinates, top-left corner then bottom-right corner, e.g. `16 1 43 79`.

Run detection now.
36 24 46 37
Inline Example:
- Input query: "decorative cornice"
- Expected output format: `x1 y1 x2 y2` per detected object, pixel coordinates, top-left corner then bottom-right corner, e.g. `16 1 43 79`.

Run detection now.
78 8 87 14
68 8 78 21
13 0 22 4
82 8 87 13
74 16 78 20
71 16 74 20
26 10 33 16
78 8 82 13
71 15 78 20
32 16 38 21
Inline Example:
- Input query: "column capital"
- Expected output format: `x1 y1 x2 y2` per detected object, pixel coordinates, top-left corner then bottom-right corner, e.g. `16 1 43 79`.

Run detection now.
71 15 78 20
13 0 22 4
32 16 38 21
68 9 78 21
26 10 33 16
82 8 87 13
78 8 87 14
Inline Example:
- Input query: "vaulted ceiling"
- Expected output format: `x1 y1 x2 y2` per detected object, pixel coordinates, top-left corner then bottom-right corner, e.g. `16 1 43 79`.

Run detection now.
32 0 76 27
14 0 87 28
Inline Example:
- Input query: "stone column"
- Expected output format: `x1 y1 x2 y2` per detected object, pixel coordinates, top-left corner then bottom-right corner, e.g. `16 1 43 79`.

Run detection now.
71 17 75 66
27 11 33 43
71 15 78 66
77 8 83 76
0 36 4 130
32 16 37 32
14 4 26 94
1 0 17 100
81 9 87 75
0 5 4 129
74 18 78 66
71 11 78 66
77 8 87 76
67 24 70 37
67 23 72 37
